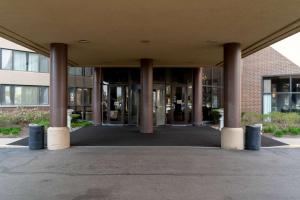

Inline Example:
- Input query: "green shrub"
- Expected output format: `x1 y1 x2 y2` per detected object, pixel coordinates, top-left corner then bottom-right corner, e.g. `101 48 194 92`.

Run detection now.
32 119 50 129
71 120 93 128
242 112 262 126
263 124 278 134
71 114 81 121
265 112 300 129
0 127 21 136
282 128 289 134
0 107 50 126
288 127 300 135
211 110 221 124
274 130 284 137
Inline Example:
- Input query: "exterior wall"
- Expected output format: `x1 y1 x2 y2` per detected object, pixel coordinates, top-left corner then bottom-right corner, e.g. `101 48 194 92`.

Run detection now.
0 70 49 86
0 106 49 113
242 47 300 113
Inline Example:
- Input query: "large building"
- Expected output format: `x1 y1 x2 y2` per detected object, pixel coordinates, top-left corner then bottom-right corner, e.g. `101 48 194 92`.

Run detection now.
242 46 300 114
2 40 300 122
0 1 299 150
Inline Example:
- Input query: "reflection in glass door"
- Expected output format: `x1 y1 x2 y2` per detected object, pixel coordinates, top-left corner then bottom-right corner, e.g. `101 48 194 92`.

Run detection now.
109 86 123 123
173 85 186 123
153 85 165 126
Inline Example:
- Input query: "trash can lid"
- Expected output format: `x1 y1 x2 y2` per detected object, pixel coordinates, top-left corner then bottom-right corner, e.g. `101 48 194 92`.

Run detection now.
29 123 41 127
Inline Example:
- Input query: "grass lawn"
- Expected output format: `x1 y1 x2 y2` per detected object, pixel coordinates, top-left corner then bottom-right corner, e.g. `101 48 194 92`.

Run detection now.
0 127 21 136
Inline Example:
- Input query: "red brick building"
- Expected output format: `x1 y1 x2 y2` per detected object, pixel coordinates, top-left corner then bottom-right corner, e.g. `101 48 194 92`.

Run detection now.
242 47 300 114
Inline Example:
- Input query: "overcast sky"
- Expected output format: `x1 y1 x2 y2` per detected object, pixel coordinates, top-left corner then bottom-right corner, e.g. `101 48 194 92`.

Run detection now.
271 32 300 66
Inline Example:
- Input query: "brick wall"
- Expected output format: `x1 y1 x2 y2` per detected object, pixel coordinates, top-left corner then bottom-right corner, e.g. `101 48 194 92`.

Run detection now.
242 47 300 113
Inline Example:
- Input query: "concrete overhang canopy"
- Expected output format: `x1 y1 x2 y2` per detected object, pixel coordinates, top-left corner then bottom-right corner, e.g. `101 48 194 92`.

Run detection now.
0 0 299 67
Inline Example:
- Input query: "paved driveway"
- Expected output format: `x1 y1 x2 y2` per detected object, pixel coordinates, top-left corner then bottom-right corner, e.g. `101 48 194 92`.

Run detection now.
0 147 300 200
9 126 286 147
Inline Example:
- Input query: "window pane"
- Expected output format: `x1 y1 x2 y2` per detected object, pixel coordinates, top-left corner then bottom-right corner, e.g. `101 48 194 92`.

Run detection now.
1 49 13 69
271 77 290 93
76 88 83 105
14 86 22 105
13 51 27 71
291 94 300 112
203 68 212 86
69 67 83 76
212 67 223 87
84 67 93 76
28 53 39 72
1 85 13 105
39 55 49 72
83 88 92 106
212 87 222 108
292 76 300 92
272 93 290 112
263 79 271 93
39 87 49 105
22 87 38 105
15 86 39 105
263 94 272 114
69 88 76 106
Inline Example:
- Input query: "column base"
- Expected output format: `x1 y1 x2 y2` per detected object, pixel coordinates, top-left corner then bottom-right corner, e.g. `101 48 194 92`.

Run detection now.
140 128 153 134
221 127 244 150
47 127 70 150
193 122 203 127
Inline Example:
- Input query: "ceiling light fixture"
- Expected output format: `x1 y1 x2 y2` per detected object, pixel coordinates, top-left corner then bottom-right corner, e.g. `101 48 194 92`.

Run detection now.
78 40 90 43
140 40 150 44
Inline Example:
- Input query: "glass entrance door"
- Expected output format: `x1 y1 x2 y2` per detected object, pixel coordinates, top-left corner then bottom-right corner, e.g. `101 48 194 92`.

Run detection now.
153 85 166 126
172 85 187 124
108 86 123 123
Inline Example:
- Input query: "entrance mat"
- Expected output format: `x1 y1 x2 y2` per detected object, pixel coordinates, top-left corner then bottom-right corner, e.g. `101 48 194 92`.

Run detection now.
9 126 286 147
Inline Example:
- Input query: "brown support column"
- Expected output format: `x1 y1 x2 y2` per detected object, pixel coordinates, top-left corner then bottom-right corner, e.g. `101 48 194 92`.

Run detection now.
193 67 203 126
92 67 102 125
221 43 244 150
47 43 70 150
223 43 241 127
140 58 153 133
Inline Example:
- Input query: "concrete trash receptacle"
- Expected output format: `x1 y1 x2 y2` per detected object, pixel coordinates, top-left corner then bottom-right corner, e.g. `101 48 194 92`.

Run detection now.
245 125 261 150
29 124 45 150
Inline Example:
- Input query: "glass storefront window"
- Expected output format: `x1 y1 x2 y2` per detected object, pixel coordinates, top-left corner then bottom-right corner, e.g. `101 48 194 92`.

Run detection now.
291 94 300 112
272 93 290 112
103 68 128 83
102 85 108 123
1 49 13 69
203 68 212 86
212 67 222 87
271 77 290 93
28 53 39 72
69 88 76 106
76 88 83 106
13 51 27 71
83 88 91 106
292 76 300 92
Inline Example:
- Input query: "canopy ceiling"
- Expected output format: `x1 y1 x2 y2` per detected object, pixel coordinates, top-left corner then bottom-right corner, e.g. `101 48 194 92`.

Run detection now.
0 0 299 67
